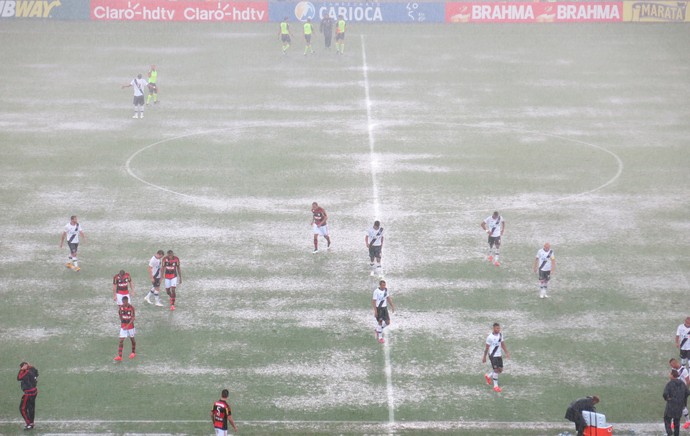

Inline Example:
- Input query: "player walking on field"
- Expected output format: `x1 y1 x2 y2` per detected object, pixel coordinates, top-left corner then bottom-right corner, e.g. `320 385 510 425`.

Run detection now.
303 18 315 55
114 296 136 361
112 269 135 306
211 389 238 435
311 202 331 253
335 15 346 54
17 361 39 430
59 215 85 271
279 16 292 54
365 220 384 277
162 250 182 311
145 250 165 307
372 280 395 344
146 65 158 105
676 317 690 369
481 211 504 266
482 322 509 393
121 73 148 119
533 242 555 299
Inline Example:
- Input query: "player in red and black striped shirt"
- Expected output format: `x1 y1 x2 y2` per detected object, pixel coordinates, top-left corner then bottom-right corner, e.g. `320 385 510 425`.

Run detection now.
211 389 238 435
162 250 182 311
114 296 136 362
112 270 134 306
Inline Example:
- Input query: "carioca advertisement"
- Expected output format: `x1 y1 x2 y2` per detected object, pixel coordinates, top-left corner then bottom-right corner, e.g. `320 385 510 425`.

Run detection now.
269 1 446 23
91 0 268 22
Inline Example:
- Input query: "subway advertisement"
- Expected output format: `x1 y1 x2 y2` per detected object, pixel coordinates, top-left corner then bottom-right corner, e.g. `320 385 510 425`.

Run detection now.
0 0 90 19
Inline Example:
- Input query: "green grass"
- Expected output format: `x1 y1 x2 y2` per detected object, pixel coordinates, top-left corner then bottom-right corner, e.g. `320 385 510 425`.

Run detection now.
0 20 689 435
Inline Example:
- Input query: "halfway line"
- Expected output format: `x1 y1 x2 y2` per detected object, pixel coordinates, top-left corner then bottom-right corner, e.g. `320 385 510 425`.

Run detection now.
361 34 394 428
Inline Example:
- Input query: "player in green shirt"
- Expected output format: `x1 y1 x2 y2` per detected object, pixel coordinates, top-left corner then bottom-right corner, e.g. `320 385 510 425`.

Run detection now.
279 17 292 54
303 18 315 55
146 65 158 105
335 15 346 54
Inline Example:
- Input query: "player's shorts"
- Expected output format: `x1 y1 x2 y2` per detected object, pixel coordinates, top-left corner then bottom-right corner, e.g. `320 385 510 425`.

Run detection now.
281 34 291 43
152 277 161 288
147 82 157 92
215 428 228 436
681 349 690 360
165 277 178 289
116 292 130 306
336 32 345 41
539 270 551 282
305 34 312 43
369 244 382 260
488 235 501 247
119 327 136 338
313 224 329 237
133 95 145 106
490 356 504 370
376 307 390 324
67 242 79 254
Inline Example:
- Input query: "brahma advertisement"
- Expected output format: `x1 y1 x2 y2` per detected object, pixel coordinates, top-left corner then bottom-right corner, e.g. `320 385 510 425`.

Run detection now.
446 2 622 23
269 1 445 23
91 0 267 22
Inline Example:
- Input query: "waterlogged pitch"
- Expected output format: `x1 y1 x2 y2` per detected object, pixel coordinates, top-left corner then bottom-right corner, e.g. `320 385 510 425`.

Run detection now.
0 20 689 435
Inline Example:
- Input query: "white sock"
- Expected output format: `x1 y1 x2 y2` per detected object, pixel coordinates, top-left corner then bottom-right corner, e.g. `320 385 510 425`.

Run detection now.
492 375 498 387
154 292 160 303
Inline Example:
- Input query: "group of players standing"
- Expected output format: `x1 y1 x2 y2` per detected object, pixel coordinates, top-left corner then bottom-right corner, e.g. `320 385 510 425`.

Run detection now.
480 211 556 392
60 216 182 362
279 15 347 55
121 65 159 119
59 216 240 435
312 204 558 394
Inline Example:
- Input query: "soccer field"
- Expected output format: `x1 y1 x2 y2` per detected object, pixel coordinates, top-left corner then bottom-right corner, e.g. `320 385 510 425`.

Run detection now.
0 20 689 435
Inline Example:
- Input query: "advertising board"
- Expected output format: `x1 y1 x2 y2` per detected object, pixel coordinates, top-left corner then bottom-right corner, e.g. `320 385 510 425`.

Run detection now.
91 0 268 22
269 1 445 23
446 2 622 23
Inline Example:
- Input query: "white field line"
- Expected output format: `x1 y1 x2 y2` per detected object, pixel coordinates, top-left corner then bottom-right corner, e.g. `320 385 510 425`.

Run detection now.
0 419 665 432
361 35 381 222
416 122 625 216
361 34 394 429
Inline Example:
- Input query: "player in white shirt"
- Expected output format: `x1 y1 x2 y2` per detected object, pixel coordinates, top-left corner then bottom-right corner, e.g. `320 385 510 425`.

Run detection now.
144 250 165 307
482 323 509 393
372 280 395 344
676 317 690 368
533 242 555 299
365 220 384 278
670 358 690 428
59 215 85 271
481 211 504 266
121 73 149 119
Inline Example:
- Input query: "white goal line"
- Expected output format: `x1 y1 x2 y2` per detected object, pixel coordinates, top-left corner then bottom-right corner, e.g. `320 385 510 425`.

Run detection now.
0 419 664 431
